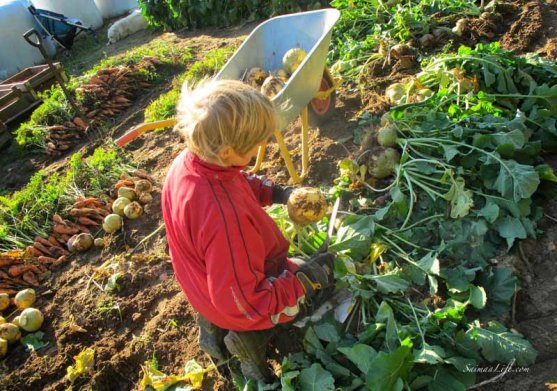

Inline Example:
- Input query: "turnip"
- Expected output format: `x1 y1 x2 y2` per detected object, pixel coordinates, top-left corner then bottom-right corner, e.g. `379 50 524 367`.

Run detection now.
386 83 406 105
68 233 94 252
18 308 44 332
94 238 105 248
0 316 5 325
124 201 143 219
103 214 123 233
14 288 35 310
367 148 400 179
138 192 153 204
260 76 285 98
377 126 398 148
118 187 137 201
0 323 21 344
112 196 132 216
453 18 468 36
0 338 6 358
273 68 289 83
0 293 9 311
244 67 269 88
283 48 307 75
134 179 153 194
287 187 328 225
11 316 19 328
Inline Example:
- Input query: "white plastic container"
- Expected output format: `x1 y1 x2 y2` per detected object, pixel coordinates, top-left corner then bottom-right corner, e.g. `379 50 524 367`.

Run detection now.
31 0 103 29
0 0 46 79
94 0 138 19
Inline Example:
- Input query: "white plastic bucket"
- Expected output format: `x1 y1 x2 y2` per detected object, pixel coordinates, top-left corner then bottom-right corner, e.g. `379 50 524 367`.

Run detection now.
0 0 45 79
94 0 138 19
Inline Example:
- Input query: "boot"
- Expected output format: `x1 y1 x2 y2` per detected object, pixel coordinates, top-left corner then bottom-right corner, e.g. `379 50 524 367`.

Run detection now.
197 314 227 361
224 329 275 382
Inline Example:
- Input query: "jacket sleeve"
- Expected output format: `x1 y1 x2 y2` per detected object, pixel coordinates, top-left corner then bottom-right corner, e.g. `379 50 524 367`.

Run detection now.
201 206 306 331
241 172 274 207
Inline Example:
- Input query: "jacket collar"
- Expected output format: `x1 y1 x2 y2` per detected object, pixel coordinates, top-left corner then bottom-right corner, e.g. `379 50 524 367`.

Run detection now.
184 151 245 181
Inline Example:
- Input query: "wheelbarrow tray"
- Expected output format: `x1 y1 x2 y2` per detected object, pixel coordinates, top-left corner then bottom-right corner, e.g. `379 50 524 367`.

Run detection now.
0 63 66 93
215 9 340 131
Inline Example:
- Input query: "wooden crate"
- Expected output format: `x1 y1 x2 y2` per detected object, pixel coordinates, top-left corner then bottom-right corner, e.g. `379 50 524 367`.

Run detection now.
0 87 42 125
0 63 67 94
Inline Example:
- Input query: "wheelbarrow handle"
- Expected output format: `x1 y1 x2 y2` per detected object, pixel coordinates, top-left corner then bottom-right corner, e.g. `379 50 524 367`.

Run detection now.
23 29 43 48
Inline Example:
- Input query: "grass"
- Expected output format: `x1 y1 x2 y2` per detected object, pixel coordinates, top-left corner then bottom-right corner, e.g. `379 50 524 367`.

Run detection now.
0 146 134 251
144 46 237 123
15 39 195 149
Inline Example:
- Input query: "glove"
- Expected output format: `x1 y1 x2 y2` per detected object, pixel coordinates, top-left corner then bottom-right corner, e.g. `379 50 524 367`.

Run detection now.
271 185 294 204
309 252 334 277
292 254 334 298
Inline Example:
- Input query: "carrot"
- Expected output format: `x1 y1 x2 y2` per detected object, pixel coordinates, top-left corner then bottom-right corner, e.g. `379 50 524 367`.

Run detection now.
133 169 154 182
52 214 66 225
115 179 135 189
0 250 24 260
35 236 53 248
48 235 62 247
75 224 91 234
72 197 100 208
0 258 24 267
22 271 39 287
52 223 79 235
8 264 36 277
49 246 69 258
70 207 100 217
25 245 44 258
33 241 53 256
78 216 100 226
53 255 67 266
60 234 72 243
38 256 57 264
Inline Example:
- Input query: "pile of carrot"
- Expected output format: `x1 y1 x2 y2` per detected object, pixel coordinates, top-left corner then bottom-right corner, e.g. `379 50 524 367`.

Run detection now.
44 118 88 156
0 251 52 296
77 56 161 122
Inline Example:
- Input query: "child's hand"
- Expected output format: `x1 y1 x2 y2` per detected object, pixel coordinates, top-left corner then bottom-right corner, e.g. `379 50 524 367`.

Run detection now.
271 185 294 204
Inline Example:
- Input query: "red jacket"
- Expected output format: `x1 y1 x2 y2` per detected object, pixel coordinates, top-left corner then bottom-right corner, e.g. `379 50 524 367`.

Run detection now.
162 150 306 331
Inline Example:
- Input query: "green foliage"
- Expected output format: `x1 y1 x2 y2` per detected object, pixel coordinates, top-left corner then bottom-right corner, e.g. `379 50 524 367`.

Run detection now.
137 0 324 31
0 147 134 251
328 0 481 79
144 46 236 122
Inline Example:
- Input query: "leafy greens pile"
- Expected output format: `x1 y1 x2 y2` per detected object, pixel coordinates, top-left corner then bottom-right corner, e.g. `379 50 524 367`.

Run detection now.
263 43 554 391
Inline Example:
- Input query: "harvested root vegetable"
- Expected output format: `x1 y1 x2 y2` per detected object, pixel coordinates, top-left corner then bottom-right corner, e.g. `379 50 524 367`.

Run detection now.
11 316 20 327
124 201 143 219
103 214 123 233
0 317 5 324
287 187 328 225
94 238 105 248
118 187 137 201
0 293 9 311
138 192 153 205
453 18 468 36
385 83 406 105
273 68 289 83
283 48 307 75
135 179 153 193
0 338 7 357
14 288 35 310
112 197 132 216
0 323 21 344
68 233 94 252
367 148 400 179
377 126 398 148
18 308 44 332
261 76 285 98
244 67 269 88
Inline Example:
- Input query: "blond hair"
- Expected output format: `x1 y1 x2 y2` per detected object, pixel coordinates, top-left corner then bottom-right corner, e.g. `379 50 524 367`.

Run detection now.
175 79 277 164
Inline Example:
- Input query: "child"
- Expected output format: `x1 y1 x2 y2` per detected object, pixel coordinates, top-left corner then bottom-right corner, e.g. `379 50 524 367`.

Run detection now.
161 79 334 381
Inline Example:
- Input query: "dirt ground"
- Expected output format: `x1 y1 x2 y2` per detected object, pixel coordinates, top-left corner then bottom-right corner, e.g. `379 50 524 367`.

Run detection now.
1 1 557 389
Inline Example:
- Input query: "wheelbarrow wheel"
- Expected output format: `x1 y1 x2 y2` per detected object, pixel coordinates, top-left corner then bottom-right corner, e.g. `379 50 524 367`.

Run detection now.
308 70 336 126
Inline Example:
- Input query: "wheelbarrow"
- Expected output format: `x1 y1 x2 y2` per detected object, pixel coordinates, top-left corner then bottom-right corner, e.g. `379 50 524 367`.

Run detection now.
116 9 340 184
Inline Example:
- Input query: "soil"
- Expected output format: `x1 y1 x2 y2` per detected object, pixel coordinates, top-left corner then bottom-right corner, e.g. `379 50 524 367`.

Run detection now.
2 1 557 390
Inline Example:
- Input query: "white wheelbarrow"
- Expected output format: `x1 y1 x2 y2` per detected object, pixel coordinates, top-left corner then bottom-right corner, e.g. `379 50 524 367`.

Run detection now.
116 9 340 183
